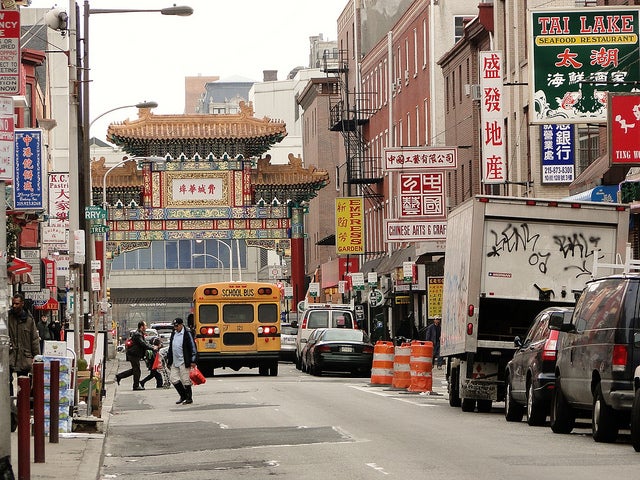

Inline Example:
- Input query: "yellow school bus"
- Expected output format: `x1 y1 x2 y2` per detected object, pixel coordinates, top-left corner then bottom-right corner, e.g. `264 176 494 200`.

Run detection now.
192 281 281 376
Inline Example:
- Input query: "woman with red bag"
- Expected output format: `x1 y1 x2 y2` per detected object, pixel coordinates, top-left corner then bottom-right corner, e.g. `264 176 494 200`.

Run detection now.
167 317 197 405
140 337 164 388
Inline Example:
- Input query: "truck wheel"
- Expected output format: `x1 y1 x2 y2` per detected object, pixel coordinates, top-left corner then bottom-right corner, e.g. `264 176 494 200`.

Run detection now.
449 366 461 408
631 389 640 452
295 354 302 370
505 377 524 422
550 377 575 434
592 383 618 443
526 381 546 426
461 398 476 412
477 399 492 413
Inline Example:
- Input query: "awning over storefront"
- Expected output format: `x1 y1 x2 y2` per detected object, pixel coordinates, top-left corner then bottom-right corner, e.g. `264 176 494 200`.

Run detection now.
563 185 619 203
375 245 416 276
34 297 59 311
7 257 34 285
568 153 628 196
316 234 335 246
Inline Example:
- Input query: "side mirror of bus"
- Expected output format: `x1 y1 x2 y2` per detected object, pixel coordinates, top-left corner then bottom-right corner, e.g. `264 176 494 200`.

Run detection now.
291 320 298 328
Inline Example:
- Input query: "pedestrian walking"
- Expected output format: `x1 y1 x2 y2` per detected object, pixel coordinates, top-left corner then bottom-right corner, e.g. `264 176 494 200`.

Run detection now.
49 317 62 341
167 317 197 405
35 314 52 352
8 292 40 396
140 337 164 389
425 316 442 368
115 321 157 390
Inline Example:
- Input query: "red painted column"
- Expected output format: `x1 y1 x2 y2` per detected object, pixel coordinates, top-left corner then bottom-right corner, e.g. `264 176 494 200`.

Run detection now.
290 206 305 308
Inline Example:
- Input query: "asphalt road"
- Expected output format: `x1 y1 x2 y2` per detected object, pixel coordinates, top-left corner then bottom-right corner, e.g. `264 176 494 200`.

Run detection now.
101 362 640 479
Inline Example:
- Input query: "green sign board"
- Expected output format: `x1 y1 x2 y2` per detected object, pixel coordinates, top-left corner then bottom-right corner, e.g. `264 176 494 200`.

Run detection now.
530 8 640 123
85 205 106 220
90 224 109 234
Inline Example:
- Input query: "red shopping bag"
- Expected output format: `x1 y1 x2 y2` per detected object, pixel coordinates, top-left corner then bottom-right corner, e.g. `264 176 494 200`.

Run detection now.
152 352 161 370
189 365 206 385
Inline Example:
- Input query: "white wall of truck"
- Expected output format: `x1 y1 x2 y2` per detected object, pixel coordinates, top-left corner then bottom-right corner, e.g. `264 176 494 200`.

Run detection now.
441 196 629 410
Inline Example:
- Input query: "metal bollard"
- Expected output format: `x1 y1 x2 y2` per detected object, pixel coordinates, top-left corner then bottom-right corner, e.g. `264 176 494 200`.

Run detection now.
17 375 30 480
33 361 45 463
50 360 60 444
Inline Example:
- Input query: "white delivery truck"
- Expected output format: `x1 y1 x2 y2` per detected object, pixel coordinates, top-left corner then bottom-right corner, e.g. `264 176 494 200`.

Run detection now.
441 195 629 412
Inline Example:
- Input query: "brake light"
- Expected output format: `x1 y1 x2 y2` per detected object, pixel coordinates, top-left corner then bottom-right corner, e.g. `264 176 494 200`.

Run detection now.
541 335 558 361
301 317 308 329
363 346 374 354
318 345 331 353
199 326 219 337
468 305 474 317
467 323 473 335
612 344 628 371
258 326 278 335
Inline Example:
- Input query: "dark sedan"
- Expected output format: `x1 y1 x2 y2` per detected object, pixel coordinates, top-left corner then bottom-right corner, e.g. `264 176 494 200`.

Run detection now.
504 306 573 426
305 329 374 376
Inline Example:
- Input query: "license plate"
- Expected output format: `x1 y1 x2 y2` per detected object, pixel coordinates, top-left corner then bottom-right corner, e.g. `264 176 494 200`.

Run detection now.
282 337 295 344
340 346 354 353
461 382 497 401
205 342 217 349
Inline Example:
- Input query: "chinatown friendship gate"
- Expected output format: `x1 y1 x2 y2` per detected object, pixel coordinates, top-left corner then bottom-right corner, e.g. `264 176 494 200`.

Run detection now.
91 103 329 307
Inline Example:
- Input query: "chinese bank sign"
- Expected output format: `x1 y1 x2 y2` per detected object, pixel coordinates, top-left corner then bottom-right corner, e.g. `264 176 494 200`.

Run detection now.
530 8 640 124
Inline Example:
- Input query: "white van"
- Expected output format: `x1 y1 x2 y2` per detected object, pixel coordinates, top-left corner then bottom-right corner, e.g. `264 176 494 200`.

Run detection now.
293 302 357 369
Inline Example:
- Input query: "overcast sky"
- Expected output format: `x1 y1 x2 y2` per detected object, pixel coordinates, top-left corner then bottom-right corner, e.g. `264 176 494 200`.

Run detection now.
26 0 346 141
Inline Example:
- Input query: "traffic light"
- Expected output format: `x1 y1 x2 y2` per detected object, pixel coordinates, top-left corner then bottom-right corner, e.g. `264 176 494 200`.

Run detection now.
106 287 111 301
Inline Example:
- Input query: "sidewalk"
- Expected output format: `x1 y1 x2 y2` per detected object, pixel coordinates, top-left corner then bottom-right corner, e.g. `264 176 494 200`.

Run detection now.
9 358 118 480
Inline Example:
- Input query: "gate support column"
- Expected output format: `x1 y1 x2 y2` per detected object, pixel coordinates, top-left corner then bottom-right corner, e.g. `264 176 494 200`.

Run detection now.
290 206 305 309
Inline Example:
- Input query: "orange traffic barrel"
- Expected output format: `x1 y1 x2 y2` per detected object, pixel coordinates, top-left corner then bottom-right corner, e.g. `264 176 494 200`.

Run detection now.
370 341 395 385
391 343 411 389
408 341 433 393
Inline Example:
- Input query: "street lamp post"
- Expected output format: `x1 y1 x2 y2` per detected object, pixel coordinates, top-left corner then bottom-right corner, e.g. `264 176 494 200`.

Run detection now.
72 3 192 405
192 254 231 281
100 157 164 308
77 0 192 333
193 241 233 281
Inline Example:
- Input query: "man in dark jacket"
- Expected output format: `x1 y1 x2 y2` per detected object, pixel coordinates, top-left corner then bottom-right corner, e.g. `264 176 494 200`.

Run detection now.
8 292 40 396
115 321 157 390
167 317 197 404
425 316 442 368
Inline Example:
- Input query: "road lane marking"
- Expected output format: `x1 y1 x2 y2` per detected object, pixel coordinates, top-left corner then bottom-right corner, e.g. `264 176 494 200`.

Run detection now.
348 385 437 406
366 463 390 475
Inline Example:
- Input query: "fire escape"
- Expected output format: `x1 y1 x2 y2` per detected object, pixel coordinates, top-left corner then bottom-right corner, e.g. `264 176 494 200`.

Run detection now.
323 50 383 203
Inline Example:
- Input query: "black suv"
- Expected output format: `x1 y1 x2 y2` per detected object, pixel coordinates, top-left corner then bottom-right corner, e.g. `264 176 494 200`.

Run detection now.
505 306 573 426
549 274 640 443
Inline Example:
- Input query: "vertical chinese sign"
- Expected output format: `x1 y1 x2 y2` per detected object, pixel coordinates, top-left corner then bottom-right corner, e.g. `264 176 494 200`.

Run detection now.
530 8 640 124
480 51 505 184
427 276 443 320
541 124 575 183
336 197 364 255
13 129 43 210
609 92 640 165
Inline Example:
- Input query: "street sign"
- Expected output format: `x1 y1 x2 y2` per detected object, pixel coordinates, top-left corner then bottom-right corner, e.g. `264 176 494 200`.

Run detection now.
0 10 21 94
0 96 14 181
368 288 384 307
351 272 365 291
85 205 106 220
90 223 109 234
